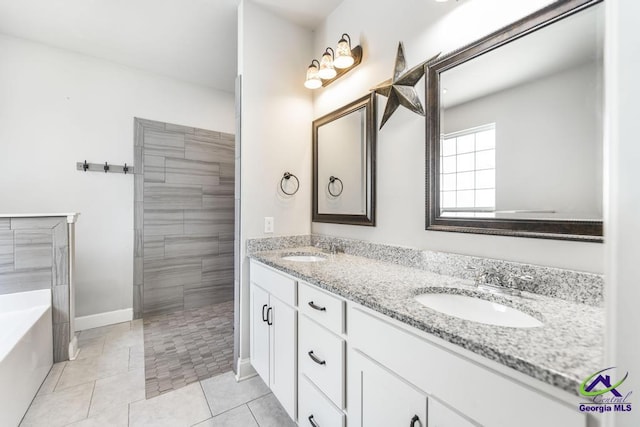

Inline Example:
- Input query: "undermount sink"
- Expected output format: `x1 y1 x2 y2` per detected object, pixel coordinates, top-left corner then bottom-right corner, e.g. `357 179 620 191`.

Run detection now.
281 255 327 262
414 293 543 328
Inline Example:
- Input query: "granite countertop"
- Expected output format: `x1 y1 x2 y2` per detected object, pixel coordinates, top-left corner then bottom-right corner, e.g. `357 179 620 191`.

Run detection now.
249 247 604 395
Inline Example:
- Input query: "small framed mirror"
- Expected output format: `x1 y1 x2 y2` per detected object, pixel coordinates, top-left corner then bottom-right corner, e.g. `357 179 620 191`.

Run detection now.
313 93 376 226
426 0 603 241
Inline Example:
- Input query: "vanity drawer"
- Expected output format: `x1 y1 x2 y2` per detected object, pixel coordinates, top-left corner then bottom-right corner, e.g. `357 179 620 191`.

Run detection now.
299 374 345 427
249 260 296 306
299 314 345 408
298 281 345 335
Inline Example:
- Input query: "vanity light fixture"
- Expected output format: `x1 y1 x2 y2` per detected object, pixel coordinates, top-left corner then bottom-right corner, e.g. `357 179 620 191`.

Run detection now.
319 48 337 79
304 60 322 89
304 33 363 89
334 34 355 68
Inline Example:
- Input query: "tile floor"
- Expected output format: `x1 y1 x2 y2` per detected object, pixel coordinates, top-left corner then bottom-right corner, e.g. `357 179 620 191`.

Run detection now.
143 301 234 398
19 320 295 427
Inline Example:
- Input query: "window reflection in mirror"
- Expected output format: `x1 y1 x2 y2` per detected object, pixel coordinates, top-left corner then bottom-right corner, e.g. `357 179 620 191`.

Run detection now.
440 123 496 217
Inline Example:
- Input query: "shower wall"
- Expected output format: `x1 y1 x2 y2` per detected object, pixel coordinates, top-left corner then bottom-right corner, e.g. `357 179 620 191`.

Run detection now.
133 118 235 317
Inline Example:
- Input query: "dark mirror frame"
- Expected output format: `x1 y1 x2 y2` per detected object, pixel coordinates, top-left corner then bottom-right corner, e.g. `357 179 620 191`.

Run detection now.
425 0 603 242
313 93 376 226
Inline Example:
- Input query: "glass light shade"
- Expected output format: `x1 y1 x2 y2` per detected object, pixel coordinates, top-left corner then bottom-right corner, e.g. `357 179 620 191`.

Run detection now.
318 51 337 79
304 63 322 89
305 77 322 89
334 39 354 69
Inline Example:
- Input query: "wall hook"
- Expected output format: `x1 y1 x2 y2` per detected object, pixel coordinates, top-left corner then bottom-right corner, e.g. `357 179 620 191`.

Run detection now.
76 161 135 174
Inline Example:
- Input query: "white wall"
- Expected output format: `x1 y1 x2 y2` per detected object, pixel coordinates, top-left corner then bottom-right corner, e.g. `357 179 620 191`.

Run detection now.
605 1 640 426
237 0 313 371
311 0 604 273
0 34 235 317
444 63 602 217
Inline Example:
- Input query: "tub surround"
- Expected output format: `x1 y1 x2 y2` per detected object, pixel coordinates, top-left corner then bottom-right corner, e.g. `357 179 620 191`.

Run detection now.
247 236 604 395
0 213 79 362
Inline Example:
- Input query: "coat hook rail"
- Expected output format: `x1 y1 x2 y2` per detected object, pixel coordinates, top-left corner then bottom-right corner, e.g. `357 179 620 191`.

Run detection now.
76 161 135 174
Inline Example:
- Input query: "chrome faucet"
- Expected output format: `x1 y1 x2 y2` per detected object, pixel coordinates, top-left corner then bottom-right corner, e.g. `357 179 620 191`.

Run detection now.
328 242 344 255
475 267 533 297
477 267 505 287
314 241 343 255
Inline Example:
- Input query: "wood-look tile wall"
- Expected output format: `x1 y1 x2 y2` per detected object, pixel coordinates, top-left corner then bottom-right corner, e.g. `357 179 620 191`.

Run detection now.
134 118 235 317
0 216 71 362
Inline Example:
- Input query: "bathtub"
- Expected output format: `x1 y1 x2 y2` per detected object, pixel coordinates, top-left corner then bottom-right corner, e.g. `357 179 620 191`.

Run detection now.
0 289 53 427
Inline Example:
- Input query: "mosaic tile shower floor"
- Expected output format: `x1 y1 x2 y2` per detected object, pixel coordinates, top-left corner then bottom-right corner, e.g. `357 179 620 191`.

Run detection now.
143 300 234 398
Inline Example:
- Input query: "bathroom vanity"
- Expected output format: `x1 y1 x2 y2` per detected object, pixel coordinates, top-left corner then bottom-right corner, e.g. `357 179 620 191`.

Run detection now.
248 244 603 427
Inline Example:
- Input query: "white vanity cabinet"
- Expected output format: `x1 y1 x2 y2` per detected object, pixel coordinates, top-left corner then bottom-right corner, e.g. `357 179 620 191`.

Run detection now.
249 261 297 420
249 259 589 427
348 305 587 427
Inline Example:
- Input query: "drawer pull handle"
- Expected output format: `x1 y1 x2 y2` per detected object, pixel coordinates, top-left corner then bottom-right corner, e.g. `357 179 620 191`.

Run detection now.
308 301 327 311
308 415 320 427
308 350 326 365
267 307 273 326
410 415 421 427
262 304 268 322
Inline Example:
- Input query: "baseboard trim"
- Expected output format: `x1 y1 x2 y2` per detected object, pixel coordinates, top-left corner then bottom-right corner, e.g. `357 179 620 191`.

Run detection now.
235 357 257 381
68 335 79 361
75 308 133 331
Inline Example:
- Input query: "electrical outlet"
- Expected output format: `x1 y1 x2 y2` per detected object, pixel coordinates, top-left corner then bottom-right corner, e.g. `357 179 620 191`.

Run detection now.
264 217 274 233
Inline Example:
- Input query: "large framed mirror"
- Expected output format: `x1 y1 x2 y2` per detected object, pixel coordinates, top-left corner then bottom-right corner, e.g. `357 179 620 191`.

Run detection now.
313 93 376 226
426 0 603 241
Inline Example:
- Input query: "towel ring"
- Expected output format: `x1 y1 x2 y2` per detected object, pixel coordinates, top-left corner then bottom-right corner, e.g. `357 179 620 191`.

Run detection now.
280 172 300 196
328 176 344 197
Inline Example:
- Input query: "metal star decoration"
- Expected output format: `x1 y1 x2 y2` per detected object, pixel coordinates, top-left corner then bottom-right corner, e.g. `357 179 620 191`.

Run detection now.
372 42 440 129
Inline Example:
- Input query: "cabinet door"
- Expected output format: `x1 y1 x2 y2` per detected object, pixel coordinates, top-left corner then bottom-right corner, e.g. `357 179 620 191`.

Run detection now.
250 283 270 384
429 399 476 427
269 295 297 420
299 374 345 427
348 349 427 427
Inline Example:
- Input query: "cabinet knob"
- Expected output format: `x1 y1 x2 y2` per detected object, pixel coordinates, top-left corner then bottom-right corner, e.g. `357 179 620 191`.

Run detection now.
308 414 320 427
267 307 273 325
410 415 421 427
262 304 268 322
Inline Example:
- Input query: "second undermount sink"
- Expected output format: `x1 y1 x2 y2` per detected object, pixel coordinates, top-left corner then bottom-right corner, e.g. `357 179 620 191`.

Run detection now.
281 255 327 262
414 293 543 328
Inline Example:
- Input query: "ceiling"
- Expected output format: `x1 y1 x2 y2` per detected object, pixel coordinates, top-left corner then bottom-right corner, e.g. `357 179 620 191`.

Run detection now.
0 0 343 93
